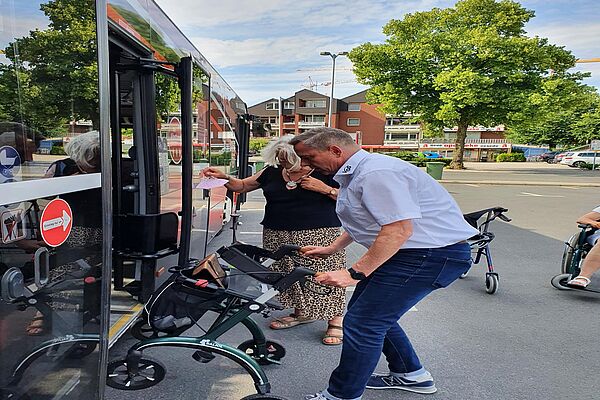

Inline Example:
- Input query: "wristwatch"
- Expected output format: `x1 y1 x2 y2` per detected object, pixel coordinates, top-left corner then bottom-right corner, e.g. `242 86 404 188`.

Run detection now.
328 188 338 196
348 267 366 281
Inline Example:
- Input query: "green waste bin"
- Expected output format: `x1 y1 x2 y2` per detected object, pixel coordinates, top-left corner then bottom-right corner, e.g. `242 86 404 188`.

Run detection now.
426 162 445 180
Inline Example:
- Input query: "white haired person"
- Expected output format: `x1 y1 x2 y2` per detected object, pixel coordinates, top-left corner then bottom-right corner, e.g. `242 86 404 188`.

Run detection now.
202 135 346 345
44 130 101 178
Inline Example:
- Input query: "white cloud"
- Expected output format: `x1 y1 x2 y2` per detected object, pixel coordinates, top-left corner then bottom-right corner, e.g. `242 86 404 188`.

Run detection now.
156 0 450 30
527 23 600 58
190 35 361 68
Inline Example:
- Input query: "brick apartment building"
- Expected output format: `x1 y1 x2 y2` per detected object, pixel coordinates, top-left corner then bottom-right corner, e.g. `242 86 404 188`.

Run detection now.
248 89 511 161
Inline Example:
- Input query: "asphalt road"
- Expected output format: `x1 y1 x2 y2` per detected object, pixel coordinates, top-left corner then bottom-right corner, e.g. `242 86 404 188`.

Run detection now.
106 173 600 400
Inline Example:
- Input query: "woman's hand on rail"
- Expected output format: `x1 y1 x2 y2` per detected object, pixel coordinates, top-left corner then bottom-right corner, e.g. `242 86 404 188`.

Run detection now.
201 167 228 180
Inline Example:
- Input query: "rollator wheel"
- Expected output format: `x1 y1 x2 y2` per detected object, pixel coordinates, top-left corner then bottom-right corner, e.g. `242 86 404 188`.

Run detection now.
65 342 97 359
106 358 165 390
237 340 286 365
485 274 499 294
551 273 573 291
240 394 288 400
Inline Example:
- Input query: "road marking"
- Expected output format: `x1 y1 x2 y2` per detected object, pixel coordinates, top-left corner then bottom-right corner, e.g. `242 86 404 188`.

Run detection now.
239 231 262 235
465 184 480 187
519 192 565 198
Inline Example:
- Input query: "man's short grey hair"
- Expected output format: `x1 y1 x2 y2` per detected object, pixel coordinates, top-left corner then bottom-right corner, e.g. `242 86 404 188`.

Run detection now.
65 130 100 171
261 135 301 170
289 127 356 150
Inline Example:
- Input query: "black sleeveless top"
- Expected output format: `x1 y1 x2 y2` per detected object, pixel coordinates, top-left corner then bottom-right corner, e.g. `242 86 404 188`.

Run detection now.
256 166 341 231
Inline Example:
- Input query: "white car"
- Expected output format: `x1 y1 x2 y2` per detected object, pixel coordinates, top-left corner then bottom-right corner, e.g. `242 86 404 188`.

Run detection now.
560 151 600 167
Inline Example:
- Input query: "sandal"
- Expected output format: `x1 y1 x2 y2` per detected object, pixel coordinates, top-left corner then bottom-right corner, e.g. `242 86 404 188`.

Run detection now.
322 324 343 346
26 315 46 336
269 314 316 330
567 275 592 289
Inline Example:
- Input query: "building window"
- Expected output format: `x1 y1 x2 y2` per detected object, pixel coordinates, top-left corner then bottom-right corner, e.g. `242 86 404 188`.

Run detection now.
217 117 224 124
348 103 361 111
304 115 325 123
284 101 295 109
302 99 326 108
385 132 418 141
347 118 360 126
266 101 279 110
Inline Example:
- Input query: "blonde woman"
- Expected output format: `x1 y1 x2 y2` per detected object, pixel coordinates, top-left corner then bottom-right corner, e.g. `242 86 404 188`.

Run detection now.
202 135 346 345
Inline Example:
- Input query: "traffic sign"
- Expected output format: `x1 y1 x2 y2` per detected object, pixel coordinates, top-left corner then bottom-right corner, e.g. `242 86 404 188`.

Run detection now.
0 146 21 179
591 140 600 151
40 198 73 247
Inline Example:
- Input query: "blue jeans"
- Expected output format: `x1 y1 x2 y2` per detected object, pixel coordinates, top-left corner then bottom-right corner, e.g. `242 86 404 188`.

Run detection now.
325 242 471 400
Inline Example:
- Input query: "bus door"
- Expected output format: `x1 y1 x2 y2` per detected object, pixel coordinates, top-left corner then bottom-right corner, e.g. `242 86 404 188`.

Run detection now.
0 1 107 398
108 33 198 319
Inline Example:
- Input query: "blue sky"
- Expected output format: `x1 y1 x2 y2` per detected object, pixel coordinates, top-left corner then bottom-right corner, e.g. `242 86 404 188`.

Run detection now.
154 0 600 106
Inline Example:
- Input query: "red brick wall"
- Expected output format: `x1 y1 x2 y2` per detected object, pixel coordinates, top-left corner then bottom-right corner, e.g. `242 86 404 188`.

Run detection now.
339 103 385 145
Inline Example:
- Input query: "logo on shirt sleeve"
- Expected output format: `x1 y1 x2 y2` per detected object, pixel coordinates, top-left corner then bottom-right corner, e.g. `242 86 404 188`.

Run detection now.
342 165 352 173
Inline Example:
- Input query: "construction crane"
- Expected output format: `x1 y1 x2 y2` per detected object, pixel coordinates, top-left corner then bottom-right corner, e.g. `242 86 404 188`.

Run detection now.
297 67 353 72
300 77 356 91
577 58 600 63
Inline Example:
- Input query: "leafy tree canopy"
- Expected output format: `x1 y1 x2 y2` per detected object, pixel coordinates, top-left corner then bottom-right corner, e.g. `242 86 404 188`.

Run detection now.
350 0 583 167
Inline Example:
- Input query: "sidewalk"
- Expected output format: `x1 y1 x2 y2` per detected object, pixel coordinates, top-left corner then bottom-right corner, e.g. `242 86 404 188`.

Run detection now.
437 162 600 187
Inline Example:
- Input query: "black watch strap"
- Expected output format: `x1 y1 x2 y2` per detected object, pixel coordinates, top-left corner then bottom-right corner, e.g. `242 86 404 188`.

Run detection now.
348 267 366 280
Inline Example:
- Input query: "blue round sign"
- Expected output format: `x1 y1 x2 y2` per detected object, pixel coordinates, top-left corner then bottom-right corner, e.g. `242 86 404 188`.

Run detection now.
0 146 21 179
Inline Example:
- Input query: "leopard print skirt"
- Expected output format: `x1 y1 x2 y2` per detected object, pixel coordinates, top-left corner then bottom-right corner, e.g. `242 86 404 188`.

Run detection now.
263 227 346 320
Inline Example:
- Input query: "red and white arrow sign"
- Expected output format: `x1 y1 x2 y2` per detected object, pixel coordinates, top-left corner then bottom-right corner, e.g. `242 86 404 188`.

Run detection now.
40 198 73 247
42 210 71 232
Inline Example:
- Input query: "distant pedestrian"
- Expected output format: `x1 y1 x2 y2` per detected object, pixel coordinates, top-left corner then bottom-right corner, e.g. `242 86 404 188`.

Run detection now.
291 128 478 399
202 135 346 345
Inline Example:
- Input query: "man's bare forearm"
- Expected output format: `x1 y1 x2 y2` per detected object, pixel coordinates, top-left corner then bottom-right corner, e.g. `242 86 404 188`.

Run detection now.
353 220 413 276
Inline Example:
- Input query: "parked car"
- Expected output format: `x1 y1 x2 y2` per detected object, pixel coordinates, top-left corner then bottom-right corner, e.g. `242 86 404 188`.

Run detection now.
539 151 561 163
413 151 443 159
560 151 600 167
554 152 570 163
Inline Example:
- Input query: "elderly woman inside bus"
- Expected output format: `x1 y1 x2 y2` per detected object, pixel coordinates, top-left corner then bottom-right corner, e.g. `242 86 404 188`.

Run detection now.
202 135 347 345
26 131 102 336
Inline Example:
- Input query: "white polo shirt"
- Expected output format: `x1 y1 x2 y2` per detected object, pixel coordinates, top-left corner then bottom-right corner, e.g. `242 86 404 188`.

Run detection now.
333 150 478 249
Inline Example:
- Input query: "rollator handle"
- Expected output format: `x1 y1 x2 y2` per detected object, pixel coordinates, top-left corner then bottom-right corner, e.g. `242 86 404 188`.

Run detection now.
270 244 302 260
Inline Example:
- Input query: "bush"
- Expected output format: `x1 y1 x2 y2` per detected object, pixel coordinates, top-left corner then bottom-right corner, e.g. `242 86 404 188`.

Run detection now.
250 137 270 153
385 151 451 167
579 163 600 170
50 145 66 155
496 152 526 162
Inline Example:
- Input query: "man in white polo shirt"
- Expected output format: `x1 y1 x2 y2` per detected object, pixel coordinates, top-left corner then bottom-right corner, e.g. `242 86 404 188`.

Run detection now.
291 128 478 400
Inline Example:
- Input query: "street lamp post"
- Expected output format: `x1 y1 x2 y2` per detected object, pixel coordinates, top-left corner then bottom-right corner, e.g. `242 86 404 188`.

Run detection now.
320 51 348 127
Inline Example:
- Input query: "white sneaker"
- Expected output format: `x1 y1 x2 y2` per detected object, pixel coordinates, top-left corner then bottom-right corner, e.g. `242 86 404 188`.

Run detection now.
304 393 328 400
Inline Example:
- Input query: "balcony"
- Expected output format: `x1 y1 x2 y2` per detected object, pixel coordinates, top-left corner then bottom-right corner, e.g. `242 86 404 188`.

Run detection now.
382 140 420 148
421 138 509 144
298 121 326 128
385 124 421 132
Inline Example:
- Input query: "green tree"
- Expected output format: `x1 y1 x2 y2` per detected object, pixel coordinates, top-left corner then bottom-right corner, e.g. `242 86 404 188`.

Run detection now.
350 0 580 168
507 78 599 147
2 0 99 131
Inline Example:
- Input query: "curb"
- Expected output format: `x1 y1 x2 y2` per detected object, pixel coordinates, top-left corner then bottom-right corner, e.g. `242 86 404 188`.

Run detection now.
440 180 600 187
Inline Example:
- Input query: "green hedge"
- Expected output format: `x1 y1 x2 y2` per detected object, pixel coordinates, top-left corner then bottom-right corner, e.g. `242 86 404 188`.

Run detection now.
50 145 67 155
580 163 600 170
496 153 526 162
